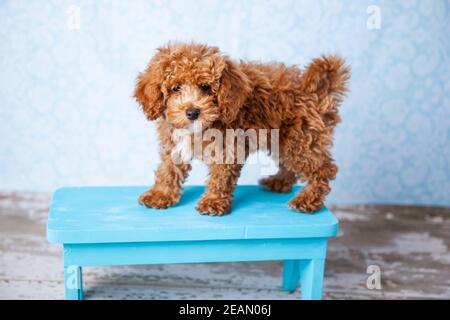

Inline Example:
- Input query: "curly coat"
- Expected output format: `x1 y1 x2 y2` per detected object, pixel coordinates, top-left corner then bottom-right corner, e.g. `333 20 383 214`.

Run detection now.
134 43 350 215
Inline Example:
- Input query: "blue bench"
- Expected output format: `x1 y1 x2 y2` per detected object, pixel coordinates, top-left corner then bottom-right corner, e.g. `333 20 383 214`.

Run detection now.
47 185 338 300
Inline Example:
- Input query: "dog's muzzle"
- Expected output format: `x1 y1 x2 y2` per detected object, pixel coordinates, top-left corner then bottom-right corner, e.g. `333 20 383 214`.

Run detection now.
186 108 200 120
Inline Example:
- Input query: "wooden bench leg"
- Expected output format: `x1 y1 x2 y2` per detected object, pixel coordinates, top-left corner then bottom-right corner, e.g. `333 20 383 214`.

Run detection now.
64 265 83 300
299 259 325 300
282 260 300 292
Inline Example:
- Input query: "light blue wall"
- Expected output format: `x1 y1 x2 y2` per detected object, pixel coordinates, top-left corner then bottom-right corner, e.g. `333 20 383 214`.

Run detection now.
0 0 449 206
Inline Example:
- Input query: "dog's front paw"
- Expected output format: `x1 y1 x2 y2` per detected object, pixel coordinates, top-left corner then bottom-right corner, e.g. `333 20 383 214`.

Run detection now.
196 194 232 216
138 189 179 209
288 189 324 213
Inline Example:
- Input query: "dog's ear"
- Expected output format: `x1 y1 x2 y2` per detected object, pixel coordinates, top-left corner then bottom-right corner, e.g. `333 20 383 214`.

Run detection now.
134 53 167 121
217 58 252 125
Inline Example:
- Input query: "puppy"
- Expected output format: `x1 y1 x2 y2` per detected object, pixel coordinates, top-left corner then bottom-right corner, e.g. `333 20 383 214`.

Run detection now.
134 42 349 215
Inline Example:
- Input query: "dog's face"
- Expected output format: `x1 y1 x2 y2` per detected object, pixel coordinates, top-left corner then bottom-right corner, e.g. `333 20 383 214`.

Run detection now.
134 43 251 129
162 61 221 130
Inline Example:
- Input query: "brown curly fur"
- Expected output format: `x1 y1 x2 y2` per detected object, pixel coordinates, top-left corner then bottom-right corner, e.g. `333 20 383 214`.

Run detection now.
134 42 350 215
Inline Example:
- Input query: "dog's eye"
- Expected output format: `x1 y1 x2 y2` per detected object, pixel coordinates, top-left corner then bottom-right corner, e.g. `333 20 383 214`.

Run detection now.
171 85 181 93
200 83 211 92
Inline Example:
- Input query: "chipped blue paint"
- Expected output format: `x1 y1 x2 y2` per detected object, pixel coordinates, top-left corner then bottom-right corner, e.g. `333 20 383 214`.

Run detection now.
47 186 338 243
47 185 338 300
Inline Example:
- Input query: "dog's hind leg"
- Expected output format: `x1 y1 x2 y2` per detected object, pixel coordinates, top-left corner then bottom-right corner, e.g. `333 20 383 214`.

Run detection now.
279 120 337 213
287 159 337 213
282 56 348 213
259 164 297 193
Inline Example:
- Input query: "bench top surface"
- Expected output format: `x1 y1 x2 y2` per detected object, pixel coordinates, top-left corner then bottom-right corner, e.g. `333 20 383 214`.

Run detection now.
47 186 338 244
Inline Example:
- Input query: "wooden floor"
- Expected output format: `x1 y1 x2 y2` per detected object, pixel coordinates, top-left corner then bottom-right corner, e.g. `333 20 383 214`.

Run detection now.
0 191 449 300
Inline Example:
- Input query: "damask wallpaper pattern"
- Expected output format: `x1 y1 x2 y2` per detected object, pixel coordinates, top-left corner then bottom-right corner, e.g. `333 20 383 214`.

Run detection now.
0 0 449 205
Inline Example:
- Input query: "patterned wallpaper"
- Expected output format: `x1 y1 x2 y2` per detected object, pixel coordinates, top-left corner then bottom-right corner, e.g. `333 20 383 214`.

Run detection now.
0 0 449 206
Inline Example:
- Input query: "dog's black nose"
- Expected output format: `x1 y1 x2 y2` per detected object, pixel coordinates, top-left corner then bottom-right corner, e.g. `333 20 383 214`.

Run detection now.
186 108 200 120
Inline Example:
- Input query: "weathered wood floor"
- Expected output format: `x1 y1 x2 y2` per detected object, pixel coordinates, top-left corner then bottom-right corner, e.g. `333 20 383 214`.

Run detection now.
0 191 449 300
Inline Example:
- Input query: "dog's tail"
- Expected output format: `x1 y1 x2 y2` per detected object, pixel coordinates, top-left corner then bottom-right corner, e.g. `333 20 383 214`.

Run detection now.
299 55 350 126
